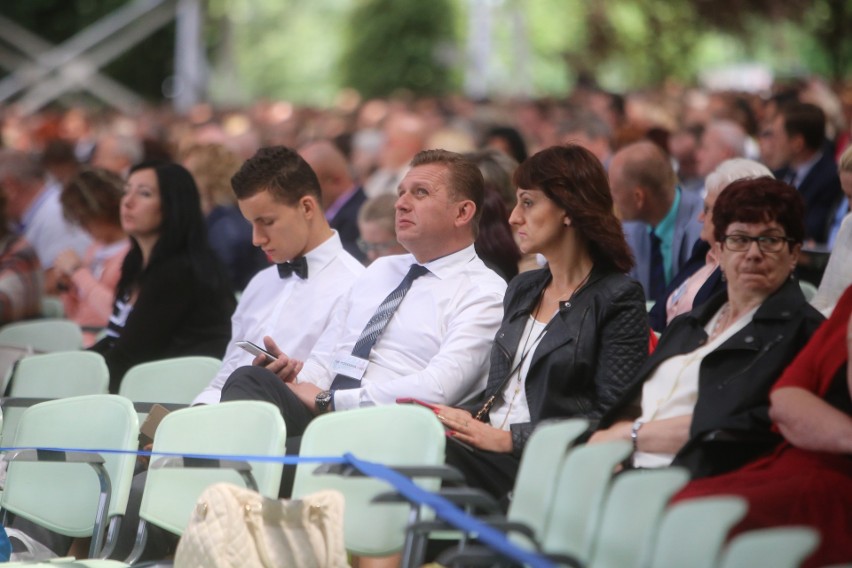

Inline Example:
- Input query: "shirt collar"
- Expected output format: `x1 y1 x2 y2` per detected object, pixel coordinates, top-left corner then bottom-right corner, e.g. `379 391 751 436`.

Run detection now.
652 187 681 237
793 151 822 184
303 231 346 277
398 243 477 281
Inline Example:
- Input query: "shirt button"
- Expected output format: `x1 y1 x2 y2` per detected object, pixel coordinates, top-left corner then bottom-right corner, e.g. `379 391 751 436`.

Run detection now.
744 336 754 343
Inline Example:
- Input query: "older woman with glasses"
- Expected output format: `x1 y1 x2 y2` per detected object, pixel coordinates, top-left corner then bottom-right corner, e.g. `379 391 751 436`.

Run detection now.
356 194 406 264
592 177 825 478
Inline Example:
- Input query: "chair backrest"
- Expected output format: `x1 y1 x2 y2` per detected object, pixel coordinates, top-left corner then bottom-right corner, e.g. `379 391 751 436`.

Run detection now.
138 401 286 536
506 419 589 539
539 441 633 563
292 404 446 557
799 280 818 302
650 496 748 568
0 319 83 353
718 526 820 568
1 395 139 539
1 351 110 448
118 356 221 405
587 467 690 568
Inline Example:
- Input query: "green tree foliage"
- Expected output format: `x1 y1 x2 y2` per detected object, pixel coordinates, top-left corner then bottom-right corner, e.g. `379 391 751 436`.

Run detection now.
0 0 175 103
339 0 458 98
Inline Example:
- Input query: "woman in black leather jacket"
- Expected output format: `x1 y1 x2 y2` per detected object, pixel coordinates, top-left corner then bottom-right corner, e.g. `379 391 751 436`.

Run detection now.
434 145 649 501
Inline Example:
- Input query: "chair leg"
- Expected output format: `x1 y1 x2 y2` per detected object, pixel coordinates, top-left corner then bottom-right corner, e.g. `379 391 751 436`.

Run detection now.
124 520 150 564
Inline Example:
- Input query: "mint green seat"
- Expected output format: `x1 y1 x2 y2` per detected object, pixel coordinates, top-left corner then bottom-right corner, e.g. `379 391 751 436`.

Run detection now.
28 401 287 567
117 356 221 424
1 351 110 449
540 440 633 564
0 318 83 353
118 356 221 405
0 395 139 559
504 419 591 542
719 526 820 568
650 496 748 568
587 467 690 568
293 404 446 558
122 400 286 563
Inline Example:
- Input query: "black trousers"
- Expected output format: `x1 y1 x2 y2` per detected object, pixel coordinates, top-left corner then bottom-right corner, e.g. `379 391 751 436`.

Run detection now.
220 365 315 497
444 439 520 511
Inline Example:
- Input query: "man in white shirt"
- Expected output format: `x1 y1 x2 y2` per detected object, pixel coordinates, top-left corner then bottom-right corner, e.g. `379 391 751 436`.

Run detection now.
220 149 506 438
0 150 91 293
193 146 365 405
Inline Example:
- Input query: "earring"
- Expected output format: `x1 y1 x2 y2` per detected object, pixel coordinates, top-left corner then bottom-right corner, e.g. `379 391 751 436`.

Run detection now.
721 271 726 282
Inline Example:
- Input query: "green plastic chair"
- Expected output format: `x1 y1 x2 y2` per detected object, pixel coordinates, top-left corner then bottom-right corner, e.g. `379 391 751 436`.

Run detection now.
292 404 447 558
0 318 83 353
117 356 221 423
718 526 820 568
1 351 110 449
40 296 65 318
586 467 690 568
405 419 593 567
124 400 287 563
540 440 633 565
649 496 748 568
118 356 221 404
0 395 139 559
505 419 591 541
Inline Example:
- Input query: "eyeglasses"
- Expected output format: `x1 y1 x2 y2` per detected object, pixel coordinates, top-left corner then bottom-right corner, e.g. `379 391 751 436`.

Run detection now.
722 234 795 253
357 238 399 254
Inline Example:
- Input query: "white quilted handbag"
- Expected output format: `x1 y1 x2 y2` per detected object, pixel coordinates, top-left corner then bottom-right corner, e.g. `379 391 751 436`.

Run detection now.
174 483 349 568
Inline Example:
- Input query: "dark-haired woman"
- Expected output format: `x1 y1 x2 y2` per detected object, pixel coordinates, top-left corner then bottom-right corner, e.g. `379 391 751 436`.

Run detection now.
435 145 649 502
90 162 235 392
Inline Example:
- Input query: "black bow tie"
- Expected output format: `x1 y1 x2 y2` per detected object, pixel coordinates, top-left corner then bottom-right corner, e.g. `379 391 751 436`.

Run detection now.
277 257 308 279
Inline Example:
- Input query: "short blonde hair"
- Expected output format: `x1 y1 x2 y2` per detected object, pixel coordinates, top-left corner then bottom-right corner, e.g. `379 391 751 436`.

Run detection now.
180 143 242 208
839 144 852 173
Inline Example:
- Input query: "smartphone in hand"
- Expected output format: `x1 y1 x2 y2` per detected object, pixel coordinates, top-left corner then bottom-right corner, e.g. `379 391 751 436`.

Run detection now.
235 340 277 363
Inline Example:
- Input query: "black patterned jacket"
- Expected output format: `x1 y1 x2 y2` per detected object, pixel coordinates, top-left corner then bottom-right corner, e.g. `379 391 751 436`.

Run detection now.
469 265 649 457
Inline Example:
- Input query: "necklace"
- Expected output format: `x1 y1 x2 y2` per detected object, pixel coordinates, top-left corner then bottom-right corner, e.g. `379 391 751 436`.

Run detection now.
708 303 730 341
498 302 547 429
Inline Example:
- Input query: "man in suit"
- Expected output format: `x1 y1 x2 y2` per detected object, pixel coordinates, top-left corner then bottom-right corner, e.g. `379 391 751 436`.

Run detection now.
608 141 703 303
299 140 368 263
759 102 842 244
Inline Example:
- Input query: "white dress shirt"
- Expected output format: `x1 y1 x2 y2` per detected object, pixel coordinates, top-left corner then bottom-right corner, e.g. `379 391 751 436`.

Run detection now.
21 181 92 268
193 232 365 405
298 244 506 411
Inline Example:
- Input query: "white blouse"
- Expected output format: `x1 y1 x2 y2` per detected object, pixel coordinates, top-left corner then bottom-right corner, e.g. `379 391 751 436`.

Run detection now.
633 303 758 468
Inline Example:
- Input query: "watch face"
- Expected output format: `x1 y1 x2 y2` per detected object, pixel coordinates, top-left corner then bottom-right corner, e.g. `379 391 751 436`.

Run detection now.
316 391 332 411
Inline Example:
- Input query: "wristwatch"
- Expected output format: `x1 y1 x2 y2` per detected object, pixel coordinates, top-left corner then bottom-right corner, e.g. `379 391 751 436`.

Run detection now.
315 390 333 414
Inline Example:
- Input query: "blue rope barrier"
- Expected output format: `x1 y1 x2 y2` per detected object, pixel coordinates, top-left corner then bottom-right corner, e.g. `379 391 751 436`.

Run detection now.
0 445 555 567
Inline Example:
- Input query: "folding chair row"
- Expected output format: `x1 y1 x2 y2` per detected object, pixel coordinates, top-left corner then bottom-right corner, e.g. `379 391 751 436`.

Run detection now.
1 401 455 565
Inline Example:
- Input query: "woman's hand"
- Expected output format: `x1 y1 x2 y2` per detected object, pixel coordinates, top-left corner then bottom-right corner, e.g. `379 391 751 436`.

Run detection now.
434 405 513 453
588 420 632 444
54 249 83 277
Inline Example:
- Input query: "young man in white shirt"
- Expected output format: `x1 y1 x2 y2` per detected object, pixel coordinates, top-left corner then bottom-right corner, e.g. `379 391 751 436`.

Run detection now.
193 145 365 405
220 149 506 436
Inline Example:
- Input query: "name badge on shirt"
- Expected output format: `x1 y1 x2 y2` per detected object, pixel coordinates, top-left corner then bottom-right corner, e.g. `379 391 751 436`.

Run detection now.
331 354 369 382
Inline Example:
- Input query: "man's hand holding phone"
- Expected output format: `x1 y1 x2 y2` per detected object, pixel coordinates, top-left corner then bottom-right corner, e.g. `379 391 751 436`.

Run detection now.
238 336 303 382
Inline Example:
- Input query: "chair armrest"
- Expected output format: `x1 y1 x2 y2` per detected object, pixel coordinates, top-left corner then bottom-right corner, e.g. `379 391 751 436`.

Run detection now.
314 462 466 484
150 455 258 492
437 544 582 568
5 448 105 464
373 486 502 515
